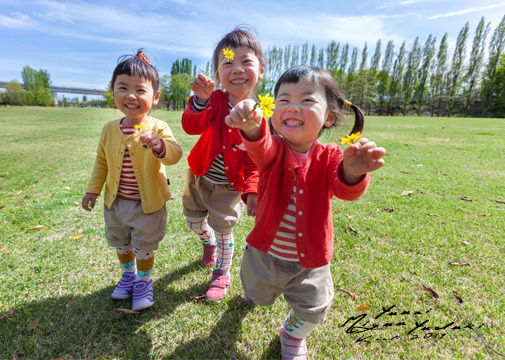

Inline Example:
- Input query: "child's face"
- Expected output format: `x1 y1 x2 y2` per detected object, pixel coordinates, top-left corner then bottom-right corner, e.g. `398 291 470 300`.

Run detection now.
271 77 335 153
216 46 264 105
113 74 160 124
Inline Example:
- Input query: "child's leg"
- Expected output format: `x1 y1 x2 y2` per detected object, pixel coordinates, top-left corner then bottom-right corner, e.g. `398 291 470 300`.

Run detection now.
186 216 217 267
131 248 155 311
111 244 137 300
281 264 334 360
205 231 235 302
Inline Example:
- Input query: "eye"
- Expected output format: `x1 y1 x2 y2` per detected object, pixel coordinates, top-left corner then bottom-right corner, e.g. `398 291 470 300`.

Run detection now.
303 98 316 104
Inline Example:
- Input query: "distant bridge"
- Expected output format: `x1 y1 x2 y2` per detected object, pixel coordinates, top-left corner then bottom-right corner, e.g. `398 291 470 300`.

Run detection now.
0 81 105 103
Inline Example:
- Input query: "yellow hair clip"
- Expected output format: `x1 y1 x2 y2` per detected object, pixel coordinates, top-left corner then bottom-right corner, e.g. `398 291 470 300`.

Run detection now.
343 100 352 108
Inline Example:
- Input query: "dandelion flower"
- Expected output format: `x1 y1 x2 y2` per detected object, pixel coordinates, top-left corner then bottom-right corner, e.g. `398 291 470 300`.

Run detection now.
340 132 362 145
223 47 234 61
215 48 235 76
134 124 143 130
258 93 275 118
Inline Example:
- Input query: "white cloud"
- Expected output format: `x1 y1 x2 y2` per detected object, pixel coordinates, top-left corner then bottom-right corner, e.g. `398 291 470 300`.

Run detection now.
428 2 505 20
0 12 32 28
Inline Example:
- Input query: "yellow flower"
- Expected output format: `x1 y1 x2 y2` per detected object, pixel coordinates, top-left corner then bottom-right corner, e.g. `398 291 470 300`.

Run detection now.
214 47 235 77
134 124 143 129
257 93 275 118
340 132 362 145
223 47 234 61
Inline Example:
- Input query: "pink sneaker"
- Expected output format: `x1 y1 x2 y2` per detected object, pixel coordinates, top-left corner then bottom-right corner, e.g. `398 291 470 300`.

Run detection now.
279 325 308 360
205 270 230 302
201 244 217 267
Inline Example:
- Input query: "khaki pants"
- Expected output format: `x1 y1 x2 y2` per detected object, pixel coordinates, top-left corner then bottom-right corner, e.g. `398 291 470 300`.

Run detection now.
182 169 243 233
240 245 334 324
104 197 167 252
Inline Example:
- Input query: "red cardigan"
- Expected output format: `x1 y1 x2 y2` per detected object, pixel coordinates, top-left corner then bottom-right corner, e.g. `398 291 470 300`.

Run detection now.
181 90 258 201
241 120 370 268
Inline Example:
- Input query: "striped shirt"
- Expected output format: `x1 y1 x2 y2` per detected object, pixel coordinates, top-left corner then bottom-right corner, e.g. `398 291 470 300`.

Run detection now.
268 148 311 262
193 96 231 184
117 125 141 201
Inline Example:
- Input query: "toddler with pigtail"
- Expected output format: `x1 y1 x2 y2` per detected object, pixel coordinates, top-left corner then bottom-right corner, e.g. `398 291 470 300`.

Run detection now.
226 65 386 359
82 50 182 311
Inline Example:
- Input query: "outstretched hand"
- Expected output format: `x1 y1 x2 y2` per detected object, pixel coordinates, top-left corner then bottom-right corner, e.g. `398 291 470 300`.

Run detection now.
225 99 263 141
342 137 386 185
190 73 215 102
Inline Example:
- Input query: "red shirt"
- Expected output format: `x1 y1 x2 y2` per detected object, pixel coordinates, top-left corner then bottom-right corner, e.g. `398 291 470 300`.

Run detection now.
182 90 258 201
241 120 370 268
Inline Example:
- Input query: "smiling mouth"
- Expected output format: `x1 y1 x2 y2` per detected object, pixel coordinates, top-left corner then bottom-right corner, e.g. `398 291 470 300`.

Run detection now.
125 104 139 109
284 120 303 127
230 79 247 85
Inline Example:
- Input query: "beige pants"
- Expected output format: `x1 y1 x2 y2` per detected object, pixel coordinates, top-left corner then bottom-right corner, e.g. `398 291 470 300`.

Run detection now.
182 169 243 233
104 197 167 252
240 245 334 324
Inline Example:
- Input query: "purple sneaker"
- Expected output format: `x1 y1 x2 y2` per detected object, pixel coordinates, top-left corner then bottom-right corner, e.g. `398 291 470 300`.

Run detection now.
111 272 136 300
132 280 154 311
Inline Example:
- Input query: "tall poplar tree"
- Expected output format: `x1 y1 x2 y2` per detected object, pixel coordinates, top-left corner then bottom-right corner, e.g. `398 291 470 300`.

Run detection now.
415 34 436 115
377 40 394 115
446 22 469 116
481 15 505 117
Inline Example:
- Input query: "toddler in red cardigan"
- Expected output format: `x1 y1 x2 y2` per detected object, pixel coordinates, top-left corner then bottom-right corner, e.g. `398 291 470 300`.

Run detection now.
181 27 263 302
226 65 386 360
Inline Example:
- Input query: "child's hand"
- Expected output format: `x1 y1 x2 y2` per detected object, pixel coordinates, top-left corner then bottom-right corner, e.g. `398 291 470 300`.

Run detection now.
225 99 263 140
342 138 386 185
190 73 215 102
82 193 98 212
140 131 163 154
246 193 258 216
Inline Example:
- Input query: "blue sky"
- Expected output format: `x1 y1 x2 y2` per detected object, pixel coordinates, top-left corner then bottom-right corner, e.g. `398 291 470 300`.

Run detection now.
1 0 504 96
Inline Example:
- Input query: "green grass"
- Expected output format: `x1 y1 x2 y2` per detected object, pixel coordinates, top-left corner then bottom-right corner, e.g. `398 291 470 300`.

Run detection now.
0 106 504 359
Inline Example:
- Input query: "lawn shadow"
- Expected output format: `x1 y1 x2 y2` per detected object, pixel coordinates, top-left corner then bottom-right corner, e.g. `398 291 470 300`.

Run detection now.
1 260 208 359
166 295 257 360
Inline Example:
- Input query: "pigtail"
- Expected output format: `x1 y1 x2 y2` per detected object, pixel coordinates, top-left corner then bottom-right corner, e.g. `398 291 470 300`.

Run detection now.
339 98 364 135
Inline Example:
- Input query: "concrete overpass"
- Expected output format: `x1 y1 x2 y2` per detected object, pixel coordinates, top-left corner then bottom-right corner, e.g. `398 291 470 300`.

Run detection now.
0 81 106 104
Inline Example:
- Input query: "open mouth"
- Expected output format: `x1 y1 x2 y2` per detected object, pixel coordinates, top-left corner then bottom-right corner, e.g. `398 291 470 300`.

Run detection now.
230 79 247 85
284 120 303 127
125 104 139 109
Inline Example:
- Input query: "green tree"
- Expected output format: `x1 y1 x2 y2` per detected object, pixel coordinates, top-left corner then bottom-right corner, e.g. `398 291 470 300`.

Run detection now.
402 37 421 113
446 22 469 116
388 41 406 115
415 34 436 115
487 54 505 116
310 45 317 66
463 17 490 116
103 83 114 107
5 81 26 105
377 40 394 115
431 33 449 116
21 66 53 106
481 15 505 117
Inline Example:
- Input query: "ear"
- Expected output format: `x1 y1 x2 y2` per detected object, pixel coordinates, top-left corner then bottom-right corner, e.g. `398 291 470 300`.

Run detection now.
324 111 336 127
152 90 161 106
258 63 265 80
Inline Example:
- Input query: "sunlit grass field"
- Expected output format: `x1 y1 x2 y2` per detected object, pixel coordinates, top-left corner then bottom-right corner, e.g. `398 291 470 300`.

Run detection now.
0 106 504 359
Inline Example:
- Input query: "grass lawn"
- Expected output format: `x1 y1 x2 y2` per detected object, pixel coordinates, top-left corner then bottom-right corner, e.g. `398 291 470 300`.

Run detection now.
0 106 504 359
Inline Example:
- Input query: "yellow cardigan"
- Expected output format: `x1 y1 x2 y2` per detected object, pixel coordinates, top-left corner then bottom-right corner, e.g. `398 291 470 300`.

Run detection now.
86 116 183 214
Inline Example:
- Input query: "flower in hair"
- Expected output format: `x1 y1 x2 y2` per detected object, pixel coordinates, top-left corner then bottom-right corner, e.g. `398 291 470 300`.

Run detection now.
340 132 362 145
139 52 152 65
215 47 235 76
255 93 275 118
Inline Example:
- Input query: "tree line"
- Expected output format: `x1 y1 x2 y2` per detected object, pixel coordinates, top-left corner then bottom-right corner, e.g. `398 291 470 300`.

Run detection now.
3 15 505 117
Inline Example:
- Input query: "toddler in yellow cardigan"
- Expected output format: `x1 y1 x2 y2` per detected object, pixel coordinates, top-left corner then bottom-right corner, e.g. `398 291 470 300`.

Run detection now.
82 50 182 311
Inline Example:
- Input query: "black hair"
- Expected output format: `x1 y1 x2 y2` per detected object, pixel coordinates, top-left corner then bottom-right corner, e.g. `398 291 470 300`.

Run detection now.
212 26 265 73
274 65 364 136
111 49 159 93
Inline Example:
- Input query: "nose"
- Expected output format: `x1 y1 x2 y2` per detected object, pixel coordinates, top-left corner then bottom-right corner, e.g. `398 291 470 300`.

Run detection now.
286 103 301 112
231 62 244 74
